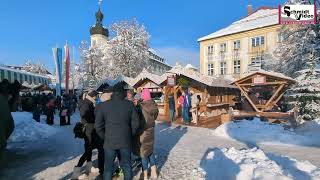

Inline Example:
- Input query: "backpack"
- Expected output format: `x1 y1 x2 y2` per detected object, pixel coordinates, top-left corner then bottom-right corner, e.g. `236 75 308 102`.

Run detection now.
73 122 86 139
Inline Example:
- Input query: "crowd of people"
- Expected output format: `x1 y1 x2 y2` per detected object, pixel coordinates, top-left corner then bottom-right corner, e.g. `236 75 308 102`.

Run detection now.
73 83 159 180
168 89 202 125
20 92 78 125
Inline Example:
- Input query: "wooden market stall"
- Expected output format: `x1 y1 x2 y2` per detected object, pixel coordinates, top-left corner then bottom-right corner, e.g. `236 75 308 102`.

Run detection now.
230 70 297 125
158 66 240 127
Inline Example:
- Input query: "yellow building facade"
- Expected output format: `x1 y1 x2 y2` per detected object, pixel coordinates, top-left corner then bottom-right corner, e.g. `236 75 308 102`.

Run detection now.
198 7 281 79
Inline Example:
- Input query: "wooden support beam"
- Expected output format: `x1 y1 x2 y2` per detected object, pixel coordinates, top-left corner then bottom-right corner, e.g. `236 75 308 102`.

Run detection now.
273 91 285 106
236 75 254 84
240 81 288 86
263 84 285 112
236 82 260 112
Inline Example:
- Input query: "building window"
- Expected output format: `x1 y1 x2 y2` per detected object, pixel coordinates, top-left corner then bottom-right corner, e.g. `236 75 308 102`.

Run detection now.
220 43 227 52
207 63 214 76
29 75 32 84
207 45 214 61
92 40 96 46
278 33 284 42
251 36 265 47
233 40 240 50
234 60 241 74
251 56 263 65
220 62 227 75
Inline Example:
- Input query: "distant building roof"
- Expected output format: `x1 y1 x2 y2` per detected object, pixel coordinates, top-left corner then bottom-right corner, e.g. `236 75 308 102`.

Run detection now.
0 65 50 79
185 64 198 71
148 48 172 67
198 7 278 42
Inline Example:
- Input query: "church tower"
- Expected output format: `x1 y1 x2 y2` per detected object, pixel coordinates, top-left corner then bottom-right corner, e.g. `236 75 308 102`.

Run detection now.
90 4 108 47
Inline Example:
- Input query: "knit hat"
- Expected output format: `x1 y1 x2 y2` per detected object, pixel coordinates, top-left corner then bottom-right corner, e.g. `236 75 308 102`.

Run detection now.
141 88 151 101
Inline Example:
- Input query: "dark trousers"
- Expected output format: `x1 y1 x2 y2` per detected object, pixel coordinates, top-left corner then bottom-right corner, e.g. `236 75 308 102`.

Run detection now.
104 148 131 180
169 109 175 123
77 136 105 175
46 112 54 125
66 115 71 125
182 107 190 123
141 153 156 171
60 116 66 126
77 137 92 167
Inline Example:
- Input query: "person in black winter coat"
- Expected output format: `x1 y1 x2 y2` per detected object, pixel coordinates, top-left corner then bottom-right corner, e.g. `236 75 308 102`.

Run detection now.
95 83 140 180
72 90 103 179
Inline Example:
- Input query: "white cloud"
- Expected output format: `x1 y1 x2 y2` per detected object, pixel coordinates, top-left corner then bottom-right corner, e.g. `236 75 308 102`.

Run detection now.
153 46 199 67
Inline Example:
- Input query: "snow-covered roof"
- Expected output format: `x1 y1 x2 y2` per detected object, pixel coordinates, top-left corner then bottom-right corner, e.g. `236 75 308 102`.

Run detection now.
148 48 158 55
185 64 198 70
232 70 296 84
159 65 237 89
0 66 50 79
97 74 136 89
131 69 163 87
198 8 278 42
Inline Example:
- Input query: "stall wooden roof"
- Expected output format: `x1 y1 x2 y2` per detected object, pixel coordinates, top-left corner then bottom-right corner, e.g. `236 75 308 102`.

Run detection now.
232 70 296 85
159 65 238 89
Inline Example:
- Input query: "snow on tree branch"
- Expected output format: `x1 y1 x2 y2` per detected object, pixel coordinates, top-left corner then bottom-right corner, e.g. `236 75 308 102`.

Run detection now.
78 19 150 89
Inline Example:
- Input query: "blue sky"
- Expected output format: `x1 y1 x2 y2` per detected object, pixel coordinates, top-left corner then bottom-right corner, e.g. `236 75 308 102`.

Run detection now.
0 0 285 72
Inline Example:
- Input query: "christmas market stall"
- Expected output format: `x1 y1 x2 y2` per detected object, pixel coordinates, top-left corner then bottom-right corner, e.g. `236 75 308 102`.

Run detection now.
96 75 135 92
230 70 297 126
158 65 240 127
130 69 165 112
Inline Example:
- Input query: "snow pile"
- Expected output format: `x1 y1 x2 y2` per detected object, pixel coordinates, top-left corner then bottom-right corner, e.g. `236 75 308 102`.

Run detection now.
8 112 57 143
296 119 320 139
199 147 320 180
212 118 320 146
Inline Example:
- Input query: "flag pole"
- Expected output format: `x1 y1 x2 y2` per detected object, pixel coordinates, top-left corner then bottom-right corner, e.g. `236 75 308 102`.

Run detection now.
72 46 75 94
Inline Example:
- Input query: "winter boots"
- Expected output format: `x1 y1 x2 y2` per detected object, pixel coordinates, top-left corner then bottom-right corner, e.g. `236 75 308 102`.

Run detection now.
143 166 158 180
85 161 99 174
71 167 81 180
143 170 148 180
150 165 158 179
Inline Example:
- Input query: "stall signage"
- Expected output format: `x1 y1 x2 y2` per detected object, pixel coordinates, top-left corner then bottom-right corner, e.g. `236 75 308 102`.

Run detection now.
253 75 266 85
167 76 176 86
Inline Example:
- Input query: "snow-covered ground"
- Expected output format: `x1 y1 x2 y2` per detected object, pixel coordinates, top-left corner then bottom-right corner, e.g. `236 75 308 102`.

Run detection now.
197 147 320 180
1 112 320 180
212 118 320 147
8 112 58 143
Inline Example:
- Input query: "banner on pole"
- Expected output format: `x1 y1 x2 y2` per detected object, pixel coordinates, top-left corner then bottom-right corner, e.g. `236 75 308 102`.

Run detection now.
52 47 63 97
64 44 70 94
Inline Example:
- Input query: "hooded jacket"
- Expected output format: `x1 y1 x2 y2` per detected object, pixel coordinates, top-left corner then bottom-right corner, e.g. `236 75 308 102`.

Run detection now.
133 99 159 157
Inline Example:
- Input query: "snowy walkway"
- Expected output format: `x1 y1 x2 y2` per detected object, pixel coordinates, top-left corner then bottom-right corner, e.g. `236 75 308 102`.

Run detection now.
0 112 320 180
